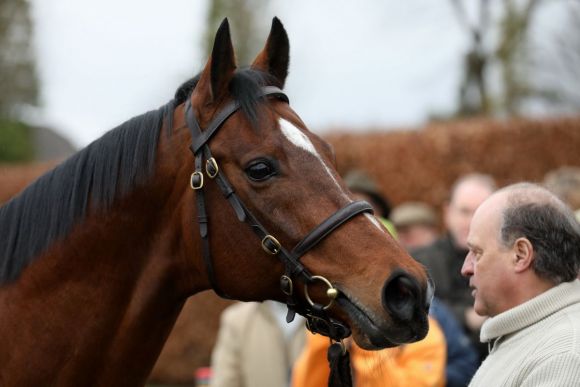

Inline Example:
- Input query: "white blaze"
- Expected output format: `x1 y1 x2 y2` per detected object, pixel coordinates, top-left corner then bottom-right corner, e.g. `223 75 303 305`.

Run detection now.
279 118 318 154
279 118 346 196
279 118 380 231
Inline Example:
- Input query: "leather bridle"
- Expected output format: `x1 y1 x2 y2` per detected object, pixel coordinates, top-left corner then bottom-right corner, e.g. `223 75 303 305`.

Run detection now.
184 86 374 342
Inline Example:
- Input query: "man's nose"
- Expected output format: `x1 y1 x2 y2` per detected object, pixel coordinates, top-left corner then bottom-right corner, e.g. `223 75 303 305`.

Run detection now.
461 254 473 277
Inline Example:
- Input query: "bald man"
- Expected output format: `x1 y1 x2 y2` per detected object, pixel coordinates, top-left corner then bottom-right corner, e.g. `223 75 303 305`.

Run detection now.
462 183 580 386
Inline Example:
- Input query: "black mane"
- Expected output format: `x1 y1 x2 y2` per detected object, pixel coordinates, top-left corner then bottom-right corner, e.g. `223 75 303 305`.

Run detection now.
0 68 278 284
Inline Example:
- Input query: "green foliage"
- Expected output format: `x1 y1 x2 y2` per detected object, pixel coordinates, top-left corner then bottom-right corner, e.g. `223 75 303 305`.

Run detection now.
0 1 39 162
0 118 34 162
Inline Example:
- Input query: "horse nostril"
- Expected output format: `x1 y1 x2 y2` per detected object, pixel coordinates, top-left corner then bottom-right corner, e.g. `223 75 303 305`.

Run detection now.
382 272 420 322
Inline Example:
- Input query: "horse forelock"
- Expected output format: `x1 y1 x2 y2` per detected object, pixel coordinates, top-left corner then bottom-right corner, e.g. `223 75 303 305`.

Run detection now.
175 68 279 129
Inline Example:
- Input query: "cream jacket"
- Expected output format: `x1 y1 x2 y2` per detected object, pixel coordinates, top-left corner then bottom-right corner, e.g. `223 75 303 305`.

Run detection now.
469 280 580 386
210 301 305 387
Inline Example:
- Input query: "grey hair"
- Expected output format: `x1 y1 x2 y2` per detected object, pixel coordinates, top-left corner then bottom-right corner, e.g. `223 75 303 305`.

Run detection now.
499 183 580 283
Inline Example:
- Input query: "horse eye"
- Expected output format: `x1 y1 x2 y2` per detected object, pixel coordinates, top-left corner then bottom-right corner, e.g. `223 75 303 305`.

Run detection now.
245 160 277 182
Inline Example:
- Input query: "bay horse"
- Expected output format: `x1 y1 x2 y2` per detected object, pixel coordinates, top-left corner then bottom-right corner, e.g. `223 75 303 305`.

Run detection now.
0 18 432 386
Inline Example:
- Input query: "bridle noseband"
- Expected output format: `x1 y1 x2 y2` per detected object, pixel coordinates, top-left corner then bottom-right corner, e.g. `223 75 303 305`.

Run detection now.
184 86 374 341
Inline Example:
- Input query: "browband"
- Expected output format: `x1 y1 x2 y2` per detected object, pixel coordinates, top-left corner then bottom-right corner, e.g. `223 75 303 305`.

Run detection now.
190 86 289 154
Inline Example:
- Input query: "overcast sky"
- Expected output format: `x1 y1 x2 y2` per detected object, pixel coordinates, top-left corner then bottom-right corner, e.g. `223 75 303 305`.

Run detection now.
29 1 484 147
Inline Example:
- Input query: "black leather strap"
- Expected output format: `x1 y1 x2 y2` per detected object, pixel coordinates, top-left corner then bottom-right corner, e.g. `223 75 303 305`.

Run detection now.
291 201 373 259
185 99 231 298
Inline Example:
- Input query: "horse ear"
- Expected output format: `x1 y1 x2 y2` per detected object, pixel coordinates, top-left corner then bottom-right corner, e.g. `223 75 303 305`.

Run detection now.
251 17 289 88
200 18 237 101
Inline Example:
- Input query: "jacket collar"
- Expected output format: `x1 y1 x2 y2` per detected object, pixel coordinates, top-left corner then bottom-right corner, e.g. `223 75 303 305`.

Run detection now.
480 279 580 342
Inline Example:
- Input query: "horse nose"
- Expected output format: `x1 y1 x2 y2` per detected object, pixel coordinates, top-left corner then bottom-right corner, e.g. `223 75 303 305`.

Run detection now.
382 271 423 322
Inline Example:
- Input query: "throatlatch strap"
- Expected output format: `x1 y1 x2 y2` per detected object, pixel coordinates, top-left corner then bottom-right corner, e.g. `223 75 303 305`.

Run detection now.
186 100 231 298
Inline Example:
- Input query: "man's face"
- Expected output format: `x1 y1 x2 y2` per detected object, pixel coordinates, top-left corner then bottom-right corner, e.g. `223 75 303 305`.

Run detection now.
461 194 514 317
445 181 494 250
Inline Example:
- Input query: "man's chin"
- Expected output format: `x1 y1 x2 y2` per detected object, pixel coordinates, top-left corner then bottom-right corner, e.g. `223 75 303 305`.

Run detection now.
473 302 485 317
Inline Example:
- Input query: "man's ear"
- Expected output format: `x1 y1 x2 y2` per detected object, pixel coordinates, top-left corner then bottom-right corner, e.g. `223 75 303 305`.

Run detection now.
513 237 534 273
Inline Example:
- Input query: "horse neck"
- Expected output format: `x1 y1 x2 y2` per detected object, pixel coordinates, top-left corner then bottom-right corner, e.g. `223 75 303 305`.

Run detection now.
0 149 196 386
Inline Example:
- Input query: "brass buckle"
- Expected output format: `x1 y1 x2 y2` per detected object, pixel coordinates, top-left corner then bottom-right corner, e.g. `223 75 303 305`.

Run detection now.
261 235 281 255
280 275 293 296
304 275 339 310
206 157 219 179
190 171 204 190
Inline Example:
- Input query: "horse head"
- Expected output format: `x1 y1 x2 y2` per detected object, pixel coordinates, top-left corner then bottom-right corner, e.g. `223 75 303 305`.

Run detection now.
166 18 433 349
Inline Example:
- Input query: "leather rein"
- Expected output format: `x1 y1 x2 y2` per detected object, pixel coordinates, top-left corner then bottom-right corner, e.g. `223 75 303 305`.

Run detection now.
184 86 373 342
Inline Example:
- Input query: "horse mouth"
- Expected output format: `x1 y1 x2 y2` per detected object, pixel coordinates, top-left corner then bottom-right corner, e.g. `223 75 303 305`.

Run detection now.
335 292 424 350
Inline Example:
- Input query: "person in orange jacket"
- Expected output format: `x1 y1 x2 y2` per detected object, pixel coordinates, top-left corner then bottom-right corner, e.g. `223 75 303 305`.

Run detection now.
292 316 446 387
